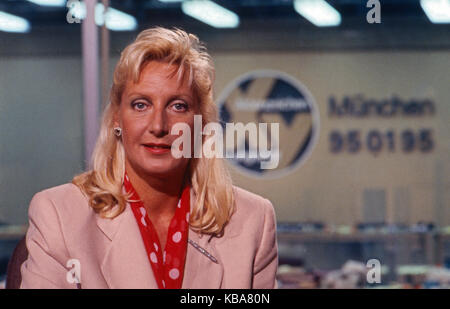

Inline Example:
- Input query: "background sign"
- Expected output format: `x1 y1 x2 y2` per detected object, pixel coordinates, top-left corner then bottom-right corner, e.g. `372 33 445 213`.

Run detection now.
217 70 319 178
213 51 449 226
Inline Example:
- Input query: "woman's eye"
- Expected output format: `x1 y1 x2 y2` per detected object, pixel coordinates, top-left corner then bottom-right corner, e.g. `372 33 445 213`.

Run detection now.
132 102 147 111
172 102 188 112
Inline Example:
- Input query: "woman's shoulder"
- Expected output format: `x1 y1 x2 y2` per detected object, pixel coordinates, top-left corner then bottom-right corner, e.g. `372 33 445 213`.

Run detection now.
33 182 87 203
28 183 90 218
37 182 83 196
232 185 273 211
223 185 276 238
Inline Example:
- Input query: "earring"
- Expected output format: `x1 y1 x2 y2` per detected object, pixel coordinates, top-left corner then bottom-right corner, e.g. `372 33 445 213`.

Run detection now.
113 127 122 137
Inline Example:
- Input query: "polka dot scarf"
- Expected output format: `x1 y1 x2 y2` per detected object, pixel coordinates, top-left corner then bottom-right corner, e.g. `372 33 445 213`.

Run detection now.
124 171 190 289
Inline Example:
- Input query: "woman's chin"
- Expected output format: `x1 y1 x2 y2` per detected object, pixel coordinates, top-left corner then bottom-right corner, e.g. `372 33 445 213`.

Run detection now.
140 163 183 178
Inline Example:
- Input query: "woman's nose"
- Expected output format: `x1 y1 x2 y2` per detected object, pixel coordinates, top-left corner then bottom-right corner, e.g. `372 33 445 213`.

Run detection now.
148 108 169 137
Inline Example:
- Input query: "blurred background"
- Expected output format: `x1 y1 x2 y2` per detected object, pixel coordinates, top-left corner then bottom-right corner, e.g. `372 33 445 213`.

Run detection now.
0 0 449 288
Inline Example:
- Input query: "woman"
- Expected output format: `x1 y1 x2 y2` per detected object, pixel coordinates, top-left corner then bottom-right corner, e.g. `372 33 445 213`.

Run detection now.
20 27 278 289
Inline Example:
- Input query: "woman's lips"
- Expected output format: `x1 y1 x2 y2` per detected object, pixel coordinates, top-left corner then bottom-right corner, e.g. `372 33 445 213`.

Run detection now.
143 144 171 155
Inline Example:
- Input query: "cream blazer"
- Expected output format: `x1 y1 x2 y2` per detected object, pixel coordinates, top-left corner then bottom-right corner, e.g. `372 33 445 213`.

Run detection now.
20 183 278 289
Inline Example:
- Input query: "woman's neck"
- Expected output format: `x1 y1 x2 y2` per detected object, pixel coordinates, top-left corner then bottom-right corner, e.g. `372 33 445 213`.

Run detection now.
124 161 187 218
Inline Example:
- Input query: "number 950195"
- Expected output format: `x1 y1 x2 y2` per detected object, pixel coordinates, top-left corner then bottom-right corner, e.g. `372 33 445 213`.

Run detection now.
329 129 434 154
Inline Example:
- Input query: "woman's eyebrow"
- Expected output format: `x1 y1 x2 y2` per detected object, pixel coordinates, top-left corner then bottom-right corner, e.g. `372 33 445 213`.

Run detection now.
126 92 149 98
126 91 192 97
124 91 194 103
169 94 194 101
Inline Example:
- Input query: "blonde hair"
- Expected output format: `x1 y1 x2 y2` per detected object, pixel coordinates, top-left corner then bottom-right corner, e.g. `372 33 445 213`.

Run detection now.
72 27 235 236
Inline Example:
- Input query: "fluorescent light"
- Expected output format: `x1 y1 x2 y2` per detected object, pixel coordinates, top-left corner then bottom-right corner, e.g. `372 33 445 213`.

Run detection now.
181 0 239 28
96 4 138 31
420 0 450 24
26 0 66 7
158 0 184 2
68 2 137 31
293 0 341 27
0 11 31 33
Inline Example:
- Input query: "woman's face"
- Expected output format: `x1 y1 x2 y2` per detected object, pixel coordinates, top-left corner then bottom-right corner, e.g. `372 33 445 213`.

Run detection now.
115 60 196 179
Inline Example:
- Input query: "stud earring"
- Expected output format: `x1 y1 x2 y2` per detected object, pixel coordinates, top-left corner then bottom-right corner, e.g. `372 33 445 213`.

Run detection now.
113 127 122 137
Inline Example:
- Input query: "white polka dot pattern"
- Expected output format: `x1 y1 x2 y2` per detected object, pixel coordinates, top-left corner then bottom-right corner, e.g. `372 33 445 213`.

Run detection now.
169 268 179 280
139 207 147 227
150 252 158 264
172 231 182 243
124 170 190 289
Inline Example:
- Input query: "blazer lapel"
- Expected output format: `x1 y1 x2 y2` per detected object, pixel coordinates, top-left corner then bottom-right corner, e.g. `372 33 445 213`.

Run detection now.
96 204 158 289
182 187 224 288
95 187 223 289
182 227 224 289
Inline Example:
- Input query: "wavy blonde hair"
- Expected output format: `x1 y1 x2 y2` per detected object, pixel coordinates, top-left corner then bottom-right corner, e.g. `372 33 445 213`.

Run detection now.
72 27 235 236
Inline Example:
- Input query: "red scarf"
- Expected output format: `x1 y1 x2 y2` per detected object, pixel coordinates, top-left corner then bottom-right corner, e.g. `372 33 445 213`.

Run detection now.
124 171 190 289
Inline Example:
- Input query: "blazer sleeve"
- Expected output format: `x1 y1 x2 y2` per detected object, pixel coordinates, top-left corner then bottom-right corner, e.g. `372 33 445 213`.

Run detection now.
252 198 278 289
20 191 76 289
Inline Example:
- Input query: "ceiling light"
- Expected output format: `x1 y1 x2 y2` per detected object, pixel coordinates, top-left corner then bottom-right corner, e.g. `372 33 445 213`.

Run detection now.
0 11 31 33
181 0 239 28
420 0 450 23
26 0 66 7
293 0 341 27
96 4 138 31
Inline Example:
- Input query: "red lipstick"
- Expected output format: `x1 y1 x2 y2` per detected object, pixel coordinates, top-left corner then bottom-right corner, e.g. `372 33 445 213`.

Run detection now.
143 143 171 155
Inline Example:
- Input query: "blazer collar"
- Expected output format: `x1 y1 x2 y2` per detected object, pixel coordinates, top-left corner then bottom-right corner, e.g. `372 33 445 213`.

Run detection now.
95 187 223 289
182 226 223 288
97 204 158 288
183 186 223 288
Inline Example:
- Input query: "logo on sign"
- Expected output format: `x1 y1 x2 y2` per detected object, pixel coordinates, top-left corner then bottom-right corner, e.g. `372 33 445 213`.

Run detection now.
217 70 319 178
